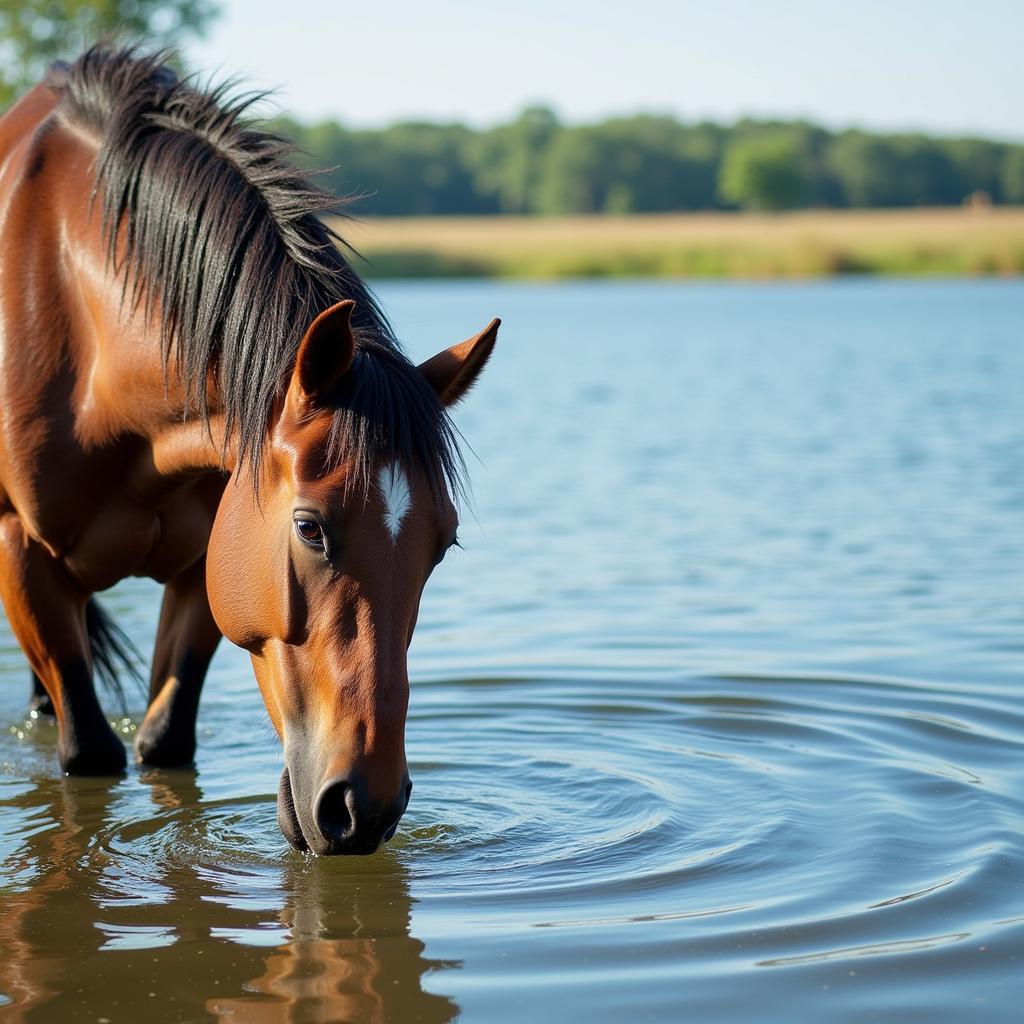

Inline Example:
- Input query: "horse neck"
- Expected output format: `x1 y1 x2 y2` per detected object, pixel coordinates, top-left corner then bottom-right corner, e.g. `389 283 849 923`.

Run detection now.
63 157 243 476
9 95 281 485
72 253 238 476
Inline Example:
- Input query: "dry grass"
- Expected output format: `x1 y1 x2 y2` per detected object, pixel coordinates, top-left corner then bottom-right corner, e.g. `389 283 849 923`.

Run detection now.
333 207 1024 279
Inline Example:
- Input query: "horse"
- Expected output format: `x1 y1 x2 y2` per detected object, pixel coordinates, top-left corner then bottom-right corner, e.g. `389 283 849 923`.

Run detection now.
0 46 497 855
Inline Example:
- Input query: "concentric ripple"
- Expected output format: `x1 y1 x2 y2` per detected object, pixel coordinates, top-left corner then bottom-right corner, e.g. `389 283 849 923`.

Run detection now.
397 673 1024 966
2 669 1021 1022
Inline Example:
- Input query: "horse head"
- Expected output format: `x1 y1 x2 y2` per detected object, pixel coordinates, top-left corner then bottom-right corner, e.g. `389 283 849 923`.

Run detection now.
206 300 497 854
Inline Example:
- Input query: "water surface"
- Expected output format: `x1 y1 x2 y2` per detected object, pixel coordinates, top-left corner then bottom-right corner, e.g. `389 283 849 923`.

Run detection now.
2 279 1023 1021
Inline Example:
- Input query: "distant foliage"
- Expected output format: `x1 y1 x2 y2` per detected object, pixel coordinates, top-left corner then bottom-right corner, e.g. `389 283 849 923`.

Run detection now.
719 133 810 210
469 106 560 213
1000 148 1024 203
277 109 1024 216
0 1 219 108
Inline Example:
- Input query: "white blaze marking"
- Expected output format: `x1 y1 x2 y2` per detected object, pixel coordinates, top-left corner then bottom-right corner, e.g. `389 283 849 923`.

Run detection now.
378 462 411 541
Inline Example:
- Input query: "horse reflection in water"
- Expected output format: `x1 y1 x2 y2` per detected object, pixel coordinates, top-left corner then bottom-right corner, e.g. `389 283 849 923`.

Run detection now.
0 46 497 854
207 866 457 1024
0 772 458 1023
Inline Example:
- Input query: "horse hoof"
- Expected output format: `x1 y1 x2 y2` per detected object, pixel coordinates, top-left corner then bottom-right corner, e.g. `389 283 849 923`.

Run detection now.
58 735 128 776
134 726 196 769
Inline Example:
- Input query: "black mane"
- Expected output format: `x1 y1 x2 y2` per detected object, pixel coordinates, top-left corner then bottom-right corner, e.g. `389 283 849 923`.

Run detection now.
48 46 462 497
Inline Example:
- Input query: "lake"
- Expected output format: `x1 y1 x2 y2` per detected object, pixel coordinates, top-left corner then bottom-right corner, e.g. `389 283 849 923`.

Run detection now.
1 279 1022 1022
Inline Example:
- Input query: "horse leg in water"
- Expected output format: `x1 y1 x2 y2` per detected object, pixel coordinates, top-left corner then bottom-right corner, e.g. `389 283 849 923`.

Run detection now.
0 514 126 774
134 555 222 767
29 672 55 716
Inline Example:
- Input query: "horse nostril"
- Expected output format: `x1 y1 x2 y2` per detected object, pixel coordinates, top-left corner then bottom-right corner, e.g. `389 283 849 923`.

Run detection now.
315 779 357 844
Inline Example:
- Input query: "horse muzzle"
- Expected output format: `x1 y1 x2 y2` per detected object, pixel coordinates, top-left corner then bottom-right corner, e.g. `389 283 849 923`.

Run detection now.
277 764 411 855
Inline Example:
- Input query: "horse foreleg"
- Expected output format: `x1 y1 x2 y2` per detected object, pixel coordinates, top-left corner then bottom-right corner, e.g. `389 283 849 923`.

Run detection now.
134 554 221 767
0 513 126 774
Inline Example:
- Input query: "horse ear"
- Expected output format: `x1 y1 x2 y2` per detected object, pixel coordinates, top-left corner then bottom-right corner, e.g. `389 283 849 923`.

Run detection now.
418 318 499 407
292 300 356 404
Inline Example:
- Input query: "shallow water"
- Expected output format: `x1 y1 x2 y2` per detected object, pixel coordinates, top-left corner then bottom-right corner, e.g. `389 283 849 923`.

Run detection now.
1 279 1022 1022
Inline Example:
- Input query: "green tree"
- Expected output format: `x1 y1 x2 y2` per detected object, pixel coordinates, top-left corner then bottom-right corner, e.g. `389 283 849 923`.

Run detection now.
718 133 809 211
532 116 719 215
826 131 903 206
467 106 560 214
534 125 606 214
945 137 1004 202
999 147 1024 203
280 116 491 215
0 0 220 108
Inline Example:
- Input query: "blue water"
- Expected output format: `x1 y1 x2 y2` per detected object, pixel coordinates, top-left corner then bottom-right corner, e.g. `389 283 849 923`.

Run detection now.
1 278 1022 1022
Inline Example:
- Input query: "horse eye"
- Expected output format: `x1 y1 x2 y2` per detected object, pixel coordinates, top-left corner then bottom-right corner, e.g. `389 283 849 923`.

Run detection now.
436 534 460 566
294 518 324 547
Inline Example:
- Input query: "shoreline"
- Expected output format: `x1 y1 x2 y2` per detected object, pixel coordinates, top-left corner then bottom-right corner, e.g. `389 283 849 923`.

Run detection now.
336 207 1024 280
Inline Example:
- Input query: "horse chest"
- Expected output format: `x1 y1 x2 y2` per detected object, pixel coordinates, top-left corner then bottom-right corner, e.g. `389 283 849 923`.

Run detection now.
59 501 160 590
46 459 222 590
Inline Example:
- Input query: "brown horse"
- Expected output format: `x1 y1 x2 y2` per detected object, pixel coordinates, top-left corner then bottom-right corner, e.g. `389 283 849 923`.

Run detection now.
0 47 497 854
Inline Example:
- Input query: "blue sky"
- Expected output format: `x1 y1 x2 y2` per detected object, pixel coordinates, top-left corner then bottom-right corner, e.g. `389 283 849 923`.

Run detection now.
189 0 1023 140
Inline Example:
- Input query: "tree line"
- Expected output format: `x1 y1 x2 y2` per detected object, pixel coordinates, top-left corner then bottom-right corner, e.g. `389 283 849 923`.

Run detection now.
275 108 1024 216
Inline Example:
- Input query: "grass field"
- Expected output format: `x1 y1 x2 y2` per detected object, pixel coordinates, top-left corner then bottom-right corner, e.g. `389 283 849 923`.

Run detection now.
335 207 1024 280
